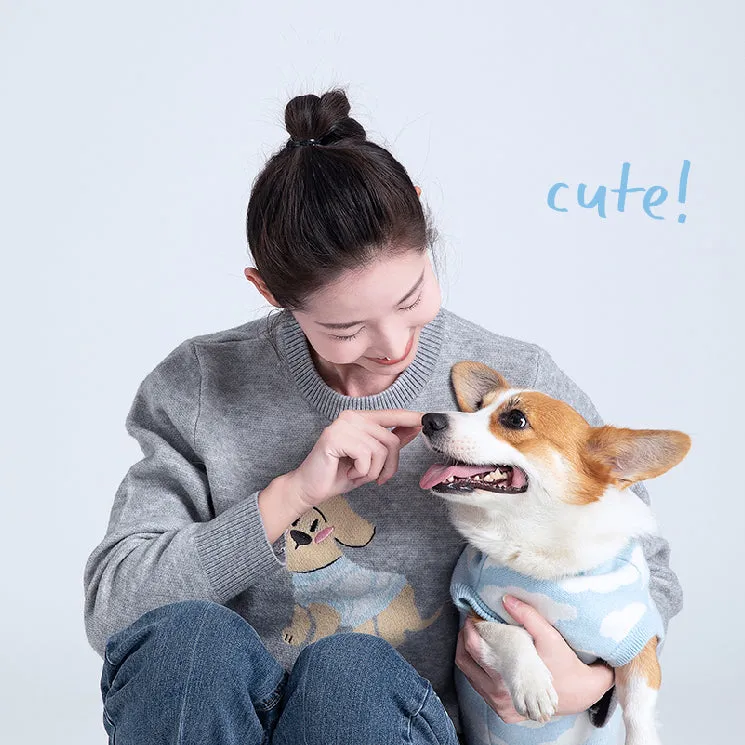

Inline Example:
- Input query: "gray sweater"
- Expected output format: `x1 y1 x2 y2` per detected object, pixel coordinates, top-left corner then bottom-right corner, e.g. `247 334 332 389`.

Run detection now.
83 305 683 733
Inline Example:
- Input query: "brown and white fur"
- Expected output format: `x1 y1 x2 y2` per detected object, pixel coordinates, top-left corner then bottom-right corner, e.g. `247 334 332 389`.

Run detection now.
420 361 691 745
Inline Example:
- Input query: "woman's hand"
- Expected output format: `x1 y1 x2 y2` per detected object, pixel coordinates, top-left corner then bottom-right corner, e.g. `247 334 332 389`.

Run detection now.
287 409 423 512
456 595 615 723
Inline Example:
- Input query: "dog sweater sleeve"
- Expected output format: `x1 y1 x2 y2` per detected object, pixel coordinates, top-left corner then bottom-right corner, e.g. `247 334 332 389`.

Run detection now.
450 545 511 625
450 542 665 669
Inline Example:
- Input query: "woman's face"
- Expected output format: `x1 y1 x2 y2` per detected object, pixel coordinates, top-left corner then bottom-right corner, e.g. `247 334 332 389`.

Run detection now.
291 250 442 374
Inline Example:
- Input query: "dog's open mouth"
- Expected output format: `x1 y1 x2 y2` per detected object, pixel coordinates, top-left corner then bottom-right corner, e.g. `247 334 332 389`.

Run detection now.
419 460 529 494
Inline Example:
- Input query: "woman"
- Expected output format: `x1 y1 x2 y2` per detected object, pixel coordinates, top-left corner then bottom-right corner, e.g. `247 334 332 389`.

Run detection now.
84 88 682 745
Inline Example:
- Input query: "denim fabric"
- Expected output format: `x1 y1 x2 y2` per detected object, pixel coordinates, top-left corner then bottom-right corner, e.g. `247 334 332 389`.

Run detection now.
100 599 462 744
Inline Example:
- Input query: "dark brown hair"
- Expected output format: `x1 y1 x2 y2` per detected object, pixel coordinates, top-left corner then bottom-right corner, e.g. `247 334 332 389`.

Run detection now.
246 87 443 349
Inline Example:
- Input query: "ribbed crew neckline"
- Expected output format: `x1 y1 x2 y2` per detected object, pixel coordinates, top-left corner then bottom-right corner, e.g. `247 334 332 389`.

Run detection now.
278 306 447 421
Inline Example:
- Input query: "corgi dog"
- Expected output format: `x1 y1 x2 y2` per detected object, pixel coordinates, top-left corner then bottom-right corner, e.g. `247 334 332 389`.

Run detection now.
418 361 691 745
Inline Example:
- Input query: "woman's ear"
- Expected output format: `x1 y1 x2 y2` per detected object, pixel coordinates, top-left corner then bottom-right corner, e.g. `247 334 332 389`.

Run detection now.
244 267 281 307
415 185 422 197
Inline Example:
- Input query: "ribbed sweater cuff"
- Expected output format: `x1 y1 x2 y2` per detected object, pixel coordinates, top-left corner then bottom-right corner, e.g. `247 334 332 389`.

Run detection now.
194 490 286 602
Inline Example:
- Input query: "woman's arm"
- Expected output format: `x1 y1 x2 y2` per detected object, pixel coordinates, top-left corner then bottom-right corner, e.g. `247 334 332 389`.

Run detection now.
83 339 290 658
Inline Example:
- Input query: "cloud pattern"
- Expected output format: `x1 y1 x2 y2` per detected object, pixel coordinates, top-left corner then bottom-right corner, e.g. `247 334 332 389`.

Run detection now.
450 541 664 745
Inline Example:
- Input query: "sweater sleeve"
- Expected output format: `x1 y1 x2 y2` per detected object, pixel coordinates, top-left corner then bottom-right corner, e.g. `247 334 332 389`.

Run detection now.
83 339 286 658
530 344 683 726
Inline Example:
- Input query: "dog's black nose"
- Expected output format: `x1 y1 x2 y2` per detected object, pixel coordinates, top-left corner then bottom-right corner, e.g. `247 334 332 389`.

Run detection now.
289 530 312 547
421 413 449 437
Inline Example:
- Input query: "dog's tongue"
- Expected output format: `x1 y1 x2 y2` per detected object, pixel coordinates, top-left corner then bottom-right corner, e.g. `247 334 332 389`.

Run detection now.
419 463 493 490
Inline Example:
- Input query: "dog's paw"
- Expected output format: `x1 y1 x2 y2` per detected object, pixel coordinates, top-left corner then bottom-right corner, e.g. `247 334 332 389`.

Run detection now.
507 660 558 723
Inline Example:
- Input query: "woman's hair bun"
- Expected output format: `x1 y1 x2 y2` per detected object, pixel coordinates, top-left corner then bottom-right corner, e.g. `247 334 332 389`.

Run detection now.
284 87 366 146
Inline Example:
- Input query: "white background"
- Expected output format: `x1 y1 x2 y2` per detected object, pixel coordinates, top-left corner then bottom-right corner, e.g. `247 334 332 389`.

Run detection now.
2 2 742 743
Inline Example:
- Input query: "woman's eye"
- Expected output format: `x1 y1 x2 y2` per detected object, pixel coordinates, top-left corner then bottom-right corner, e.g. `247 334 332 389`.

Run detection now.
401 294 423 311
331 294 424 341
332 330 362 341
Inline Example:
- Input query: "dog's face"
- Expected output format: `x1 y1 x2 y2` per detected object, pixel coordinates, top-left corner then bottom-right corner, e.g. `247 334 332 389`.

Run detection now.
284 494 376 573
419 361 691 572
421 360 690 507
285 506 344 572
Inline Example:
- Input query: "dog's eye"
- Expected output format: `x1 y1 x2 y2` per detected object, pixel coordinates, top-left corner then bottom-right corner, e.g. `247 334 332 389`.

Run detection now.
499 409 528 429
310 518 319 532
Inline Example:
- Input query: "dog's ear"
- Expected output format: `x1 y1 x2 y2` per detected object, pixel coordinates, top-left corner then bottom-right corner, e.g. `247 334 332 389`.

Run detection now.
584 426 692 487
451 361 511 413
321 494 375 547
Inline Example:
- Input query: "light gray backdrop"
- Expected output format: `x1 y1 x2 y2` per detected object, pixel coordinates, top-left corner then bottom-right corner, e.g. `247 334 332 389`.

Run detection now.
2 1 742 743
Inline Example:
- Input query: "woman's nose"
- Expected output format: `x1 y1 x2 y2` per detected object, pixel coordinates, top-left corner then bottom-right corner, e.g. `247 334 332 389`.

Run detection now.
371 331 413 360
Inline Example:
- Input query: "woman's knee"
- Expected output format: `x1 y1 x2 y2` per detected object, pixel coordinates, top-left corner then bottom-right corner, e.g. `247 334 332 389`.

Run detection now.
103 600 270 687
296 631 401 668
101 601 288 743
293 631 428 703
274 633 454 745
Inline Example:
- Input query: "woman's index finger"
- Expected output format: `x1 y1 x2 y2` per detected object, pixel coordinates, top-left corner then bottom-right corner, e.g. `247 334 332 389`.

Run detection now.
360 408 425 429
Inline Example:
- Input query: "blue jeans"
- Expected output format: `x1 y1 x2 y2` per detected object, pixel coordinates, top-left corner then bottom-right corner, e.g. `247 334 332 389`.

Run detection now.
100 599 462 744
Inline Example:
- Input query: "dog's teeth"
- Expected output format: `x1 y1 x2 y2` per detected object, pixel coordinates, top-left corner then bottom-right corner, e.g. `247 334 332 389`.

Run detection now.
483 473 494 482
446 476 455 482
473 475 481 480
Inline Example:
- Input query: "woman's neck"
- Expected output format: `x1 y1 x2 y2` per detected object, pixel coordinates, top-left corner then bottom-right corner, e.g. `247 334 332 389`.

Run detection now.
309 346 404 397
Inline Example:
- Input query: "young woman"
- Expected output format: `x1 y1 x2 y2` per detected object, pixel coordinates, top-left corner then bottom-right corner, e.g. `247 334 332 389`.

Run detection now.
84 88 682 745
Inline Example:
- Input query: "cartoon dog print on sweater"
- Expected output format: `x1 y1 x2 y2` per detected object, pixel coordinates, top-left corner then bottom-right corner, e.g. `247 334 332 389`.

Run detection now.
281 493 441 648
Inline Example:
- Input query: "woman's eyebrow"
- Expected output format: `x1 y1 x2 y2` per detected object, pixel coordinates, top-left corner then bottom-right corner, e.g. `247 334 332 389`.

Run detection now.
315 268 425 329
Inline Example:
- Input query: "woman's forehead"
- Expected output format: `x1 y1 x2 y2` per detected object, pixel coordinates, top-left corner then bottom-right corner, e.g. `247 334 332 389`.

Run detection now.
303 253 429 321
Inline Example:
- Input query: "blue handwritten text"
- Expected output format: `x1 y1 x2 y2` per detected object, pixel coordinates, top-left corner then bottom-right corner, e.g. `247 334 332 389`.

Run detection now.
547 161 690 223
